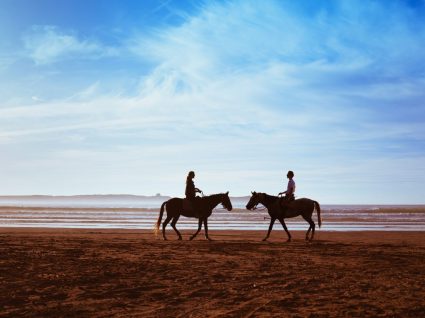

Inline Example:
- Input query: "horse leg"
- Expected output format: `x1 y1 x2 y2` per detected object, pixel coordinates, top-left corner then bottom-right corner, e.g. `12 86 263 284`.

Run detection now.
263 218 276 241
278 217 291 242
204 218 212 241
190 218 203 241
309 219 316 241
162 215 173 241
171 215 182 240
305 224 311 241
302 215 315 241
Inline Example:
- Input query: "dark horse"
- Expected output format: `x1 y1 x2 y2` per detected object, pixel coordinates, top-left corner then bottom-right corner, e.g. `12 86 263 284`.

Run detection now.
154 192 232 241
246 192 322 242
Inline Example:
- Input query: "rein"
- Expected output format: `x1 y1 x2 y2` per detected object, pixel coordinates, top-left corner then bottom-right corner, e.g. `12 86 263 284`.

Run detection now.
252 204 267 211
214 206 229 211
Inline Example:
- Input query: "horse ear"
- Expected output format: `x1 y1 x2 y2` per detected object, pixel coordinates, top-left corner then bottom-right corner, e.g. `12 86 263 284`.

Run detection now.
226 191 229 195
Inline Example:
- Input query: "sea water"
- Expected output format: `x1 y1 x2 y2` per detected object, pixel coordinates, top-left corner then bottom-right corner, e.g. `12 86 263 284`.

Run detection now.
0 196 424 231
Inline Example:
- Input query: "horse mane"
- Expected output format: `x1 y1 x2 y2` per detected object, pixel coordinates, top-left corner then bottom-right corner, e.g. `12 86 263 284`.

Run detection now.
262 192 278 200
258 192 279 205
201 193 222 200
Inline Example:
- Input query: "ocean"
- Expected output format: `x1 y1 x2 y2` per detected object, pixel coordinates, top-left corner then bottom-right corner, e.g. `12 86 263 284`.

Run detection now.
0 196 424 231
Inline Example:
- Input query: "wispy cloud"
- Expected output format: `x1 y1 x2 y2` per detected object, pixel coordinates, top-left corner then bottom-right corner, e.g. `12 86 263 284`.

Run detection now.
127 0 425 146
23 25 118 64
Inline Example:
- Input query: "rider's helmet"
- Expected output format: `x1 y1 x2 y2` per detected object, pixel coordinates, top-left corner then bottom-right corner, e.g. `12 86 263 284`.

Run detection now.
287 170 294 178
188 171 195 178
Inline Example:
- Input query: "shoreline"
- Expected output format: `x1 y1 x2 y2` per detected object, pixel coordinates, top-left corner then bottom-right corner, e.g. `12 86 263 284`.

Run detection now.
1 227 425 244
0 227 425 240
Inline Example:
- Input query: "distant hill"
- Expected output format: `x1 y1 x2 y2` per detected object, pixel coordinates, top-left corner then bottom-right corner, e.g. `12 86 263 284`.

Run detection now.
0 194 171 201
0 194 250 201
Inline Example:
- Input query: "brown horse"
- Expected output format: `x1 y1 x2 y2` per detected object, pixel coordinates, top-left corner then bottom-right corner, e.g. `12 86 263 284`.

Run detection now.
154 192 232 241
246 191 322 242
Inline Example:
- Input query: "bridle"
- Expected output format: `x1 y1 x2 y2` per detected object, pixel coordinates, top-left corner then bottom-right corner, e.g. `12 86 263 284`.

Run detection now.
221 193 232 211
250 193 266 211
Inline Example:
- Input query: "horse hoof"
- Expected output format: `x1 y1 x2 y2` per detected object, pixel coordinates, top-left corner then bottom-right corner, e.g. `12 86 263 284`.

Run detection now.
262 238 268 242
178 237 182 241
286 239 291 243
189 237 194 241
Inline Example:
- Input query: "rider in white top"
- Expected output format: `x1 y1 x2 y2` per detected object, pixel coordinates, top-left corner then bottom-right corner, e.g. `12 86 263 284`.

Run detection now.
279 170 296 205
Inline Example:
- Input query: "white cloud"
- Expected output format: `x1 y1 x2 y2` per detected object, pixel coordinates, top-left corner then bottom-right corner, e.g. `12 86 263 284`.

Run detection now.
31 96 43 102
4 1 423 149
23 25 118 64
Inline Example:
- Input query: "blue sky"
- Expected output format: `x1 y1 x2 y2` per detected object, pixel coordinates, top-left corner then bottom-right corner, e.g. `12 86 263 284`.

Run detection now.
0 0 424 203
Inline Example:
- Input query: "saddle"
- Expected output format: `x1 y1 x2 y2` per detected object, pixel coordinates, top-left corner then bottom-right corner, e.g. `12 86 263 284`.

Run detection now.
278 195 295 216
183 198 202 218
280 194 294 205
183 199 194 213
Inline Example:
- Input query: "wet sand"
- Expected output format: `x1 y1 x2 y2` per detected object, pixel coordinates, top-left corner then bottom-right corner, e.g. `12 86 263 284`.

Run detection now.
0 228 424 317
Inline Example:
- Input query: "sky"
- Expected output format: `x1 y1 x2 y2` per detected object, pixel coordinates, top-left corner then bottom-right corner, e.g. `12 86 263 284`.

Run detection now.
0 0 424 204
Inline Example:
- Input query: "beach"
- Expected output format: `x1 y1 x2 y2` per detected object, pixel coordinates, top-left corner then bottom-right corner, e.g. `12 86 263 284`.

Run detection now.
1 228 424 317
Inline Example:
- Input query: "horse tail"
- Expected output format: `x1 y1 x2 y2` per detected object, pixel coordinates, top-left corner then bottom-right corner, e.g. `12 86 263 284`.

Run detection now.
154 201 167 236
314 201 322 228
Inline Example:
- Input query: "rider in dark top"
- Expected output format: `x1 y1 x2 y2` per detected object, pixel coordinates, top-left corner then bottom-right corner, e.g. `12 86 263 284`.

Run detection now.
185 171 202 201
279 170 296 211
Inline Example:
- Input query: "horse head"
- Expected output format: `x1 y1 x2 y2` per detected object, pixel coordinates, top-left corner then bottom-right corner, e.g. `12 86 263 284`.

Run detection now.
246 191 264 210
221 191 232 211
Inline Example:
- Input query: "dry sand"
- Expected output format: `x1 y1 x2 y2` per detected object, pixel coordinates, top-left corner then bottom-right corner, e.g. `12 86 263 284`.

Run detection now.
0 228 424 317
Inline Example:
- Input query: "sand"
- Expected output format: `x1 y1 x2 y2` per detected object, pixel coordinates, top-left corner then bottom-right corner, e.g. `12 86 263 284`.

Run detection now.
0 228 424 317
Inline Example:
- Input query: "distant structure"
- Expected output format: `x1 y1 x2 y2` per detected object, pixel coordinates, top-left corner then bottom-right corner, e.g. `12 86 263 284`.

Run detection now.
156 193 161 197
